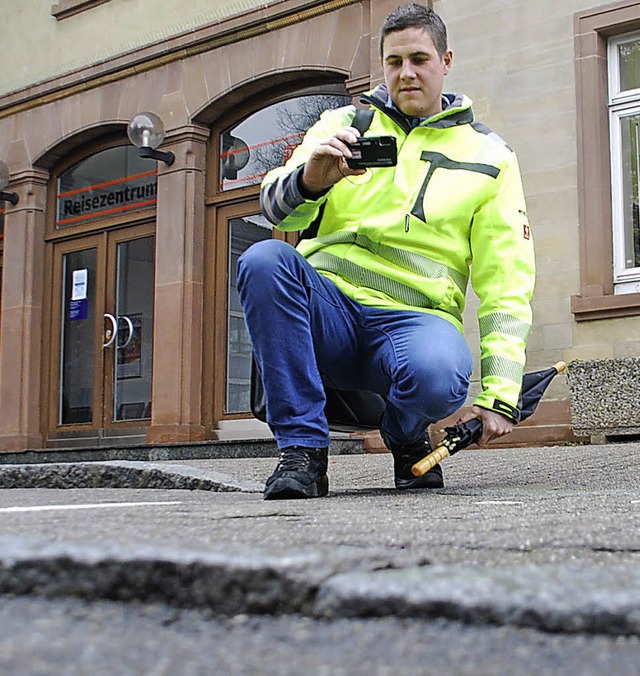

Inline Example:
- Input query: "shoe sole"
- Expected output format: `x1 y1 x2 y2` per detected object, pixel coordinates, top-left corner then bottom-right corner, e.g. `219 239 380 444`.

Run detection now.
395 476 444 490
263 475 329 500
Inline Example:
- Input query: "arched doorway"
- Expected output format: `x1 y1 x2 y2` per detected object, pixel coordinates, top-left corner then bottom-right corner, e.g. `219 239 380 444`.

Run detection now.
202 84 353 438
44 138 158 447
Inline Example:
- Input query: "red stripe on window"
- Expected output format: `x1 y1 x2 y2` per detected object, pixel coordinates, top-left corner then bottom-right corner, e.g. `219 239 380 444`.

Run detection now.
219 133 304 158
219 171 268 190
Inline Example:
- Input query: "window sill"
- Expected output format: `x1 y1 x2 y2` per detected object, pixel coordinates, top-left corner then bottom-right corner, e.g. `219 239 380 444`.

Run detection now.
571 291 640 321
51 0 111 20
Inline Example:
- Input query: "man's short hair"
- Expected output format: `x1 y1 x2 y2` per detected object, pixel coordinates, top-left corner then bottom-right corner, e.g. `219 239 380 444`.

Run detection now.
379 3 448 58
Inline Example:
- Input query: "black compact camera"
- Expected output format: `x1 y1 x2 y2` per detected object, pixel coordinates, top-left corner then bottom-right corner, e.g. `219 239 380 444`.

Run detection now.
346 136 397 169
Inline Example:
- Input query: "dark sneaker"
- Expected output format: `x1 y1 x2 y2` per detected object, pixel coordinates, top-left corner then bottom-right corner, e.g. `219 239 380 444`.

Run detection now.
389 438 444 490
263 446 329 500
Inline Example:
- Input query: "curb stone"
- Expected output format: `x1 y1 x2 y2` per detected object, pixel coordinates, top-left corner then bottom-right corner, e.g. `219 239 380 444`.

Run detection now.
0 538 427 616
313 563 640 636
0 436 363 466
0 538 638 636
0 462 263 493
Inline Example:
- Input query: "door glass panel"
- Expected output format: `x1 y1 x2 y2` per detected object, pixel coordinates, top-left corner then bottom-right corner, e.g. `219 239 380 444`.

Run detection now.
0 207 3 327
60 248 96 424
226 214 272 413
114 236 155 421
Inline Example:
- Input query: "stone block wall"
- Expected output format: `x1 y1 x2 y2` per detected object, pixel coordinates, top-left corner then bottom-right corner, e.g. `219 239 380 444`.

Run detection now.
567 358 640 438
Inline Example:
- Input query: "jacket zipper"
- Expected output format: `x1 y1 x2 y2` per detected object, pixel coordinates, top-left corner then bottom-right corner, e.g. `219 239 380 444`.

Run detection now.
361 94 415 234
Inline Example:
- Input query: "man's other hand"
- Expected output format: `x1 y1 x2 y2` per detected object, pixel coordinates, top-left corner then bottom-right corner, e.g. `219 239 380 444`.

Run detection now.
456 406 514 447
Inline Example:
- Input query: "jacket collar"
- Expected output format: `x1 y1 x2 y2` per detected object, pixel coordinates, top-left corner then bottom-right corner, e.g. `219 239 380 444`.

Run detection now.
361 84 474 133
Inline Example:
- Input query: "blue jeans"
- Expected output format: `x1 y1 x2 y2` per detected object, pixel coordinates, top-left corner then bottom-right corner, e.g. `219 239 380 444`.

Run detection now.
237 240 473 450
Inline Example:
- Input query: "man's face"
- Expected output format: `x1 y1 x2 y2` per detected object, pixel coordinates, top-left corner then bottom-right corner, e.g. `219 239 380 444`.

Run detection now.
382 27 453 119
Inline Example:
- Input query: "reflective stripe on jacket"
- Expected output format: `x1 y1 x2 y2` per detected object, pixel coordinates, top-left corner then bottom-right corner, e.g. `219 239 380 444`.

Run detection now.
260 86 535 419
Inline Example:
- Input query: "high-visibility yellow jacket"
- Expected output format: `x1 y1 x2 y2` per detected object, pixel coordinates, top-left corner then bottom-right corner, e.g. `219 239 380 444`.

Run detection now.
260 86 535 420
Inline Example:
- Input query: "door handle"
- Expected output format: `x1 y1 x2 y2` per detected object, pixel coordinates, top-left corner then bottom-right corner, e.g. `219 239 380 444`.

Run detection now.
118 315 135 349
103 313 117 348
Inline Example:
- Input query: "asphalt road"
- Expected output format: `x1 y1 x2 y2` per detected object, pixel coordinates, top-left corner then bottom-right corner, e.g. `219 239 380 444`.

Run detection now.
1 596 639 676
0 444 637 568
0 442 638 674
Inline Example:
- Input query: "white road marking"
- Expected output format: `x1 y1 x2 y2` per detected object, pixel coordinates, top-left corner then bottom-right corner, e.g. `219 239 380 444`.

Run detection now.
474 500 524 505
0 501 182 514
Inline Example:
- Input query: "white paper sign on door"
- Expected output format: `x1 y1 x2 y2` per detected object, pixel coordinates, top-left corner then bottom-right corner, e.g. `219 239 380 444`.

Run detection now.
71 269 88 301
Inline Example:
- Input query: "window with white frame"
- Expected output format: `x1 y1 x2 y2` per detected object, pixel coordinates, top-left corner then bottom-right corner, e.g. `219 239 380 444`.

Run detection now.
609 33 640 293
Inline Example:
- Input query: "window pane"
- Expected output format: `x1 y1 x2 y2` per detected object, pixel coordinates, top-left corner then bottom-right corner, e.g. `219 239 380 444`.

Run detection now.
56 146 156 228
219 94 351 191
226 214 272 413
620 114 640 269
619 40 640 92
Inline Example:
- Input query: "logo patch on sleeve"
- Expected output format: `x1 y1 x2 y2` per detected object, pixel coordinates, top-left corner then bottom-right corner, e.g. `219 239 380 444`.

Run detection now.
519 210 531 240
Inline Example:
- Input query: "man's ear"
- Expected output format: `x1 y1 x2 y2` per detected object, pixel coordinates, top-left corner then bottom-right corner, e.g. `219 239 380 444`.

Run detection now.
443 49 453 74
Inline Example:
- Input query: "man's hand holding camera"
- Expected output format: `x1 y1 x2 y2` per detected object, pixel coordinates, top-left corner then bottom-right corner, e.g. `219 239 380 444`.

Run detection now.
300 126 366 196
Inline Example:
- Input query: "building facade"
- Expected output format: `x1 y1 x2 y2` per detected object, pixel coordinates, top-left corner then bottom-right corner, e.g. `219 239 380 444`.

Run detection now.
1 0 639 453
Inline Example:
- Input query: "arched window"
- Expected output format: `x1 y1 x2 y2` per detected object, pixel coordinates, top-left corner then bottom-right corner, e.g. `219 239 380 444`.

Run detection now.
55 145 156 230
218 93 351 192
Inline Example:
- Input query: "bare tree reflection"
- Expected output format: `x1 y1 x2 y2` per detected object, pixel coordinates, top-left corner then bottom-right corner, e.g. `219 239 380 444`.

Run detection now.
251 95 351 174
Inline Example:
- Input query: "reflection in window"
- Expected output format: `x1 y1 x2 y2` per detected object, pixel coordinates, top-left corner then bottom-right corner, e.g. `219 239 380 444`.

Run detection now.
619 115 640 270
226 214 273 413
219 94 351 191
56 146 156 228
619 39 640 92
